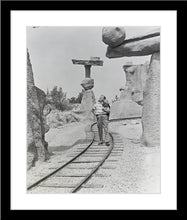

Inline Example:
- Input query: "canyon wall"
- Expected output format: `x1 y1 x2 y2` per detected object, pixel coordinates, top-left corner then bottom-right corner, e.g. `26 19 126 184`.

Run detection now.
27 50 50 169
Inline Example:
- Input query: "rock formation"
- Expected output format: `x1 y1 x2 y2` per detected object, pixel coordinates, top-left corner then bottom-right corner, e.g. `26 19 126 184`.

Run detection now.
81 78 94 90
106 36 160 58
141 52 160 147
105 28 160 58
77 89 96 120
72 57 103 120
102 27 126 47
110 85 142 120
123 62 149 105
102 27 160 147
78 78 95 120
27 50 50 169
73 89 96 121
46 109 82 128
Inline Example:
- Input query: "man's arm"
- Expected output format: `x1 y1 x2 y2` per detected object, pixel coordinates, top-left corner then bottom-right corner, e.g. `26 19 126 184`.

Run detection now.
103 106 110 113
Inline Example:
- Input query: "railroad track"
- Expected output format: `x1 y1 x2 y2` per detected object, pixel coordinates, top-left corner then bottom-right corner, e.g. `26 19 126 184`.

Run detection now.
27 121 125 193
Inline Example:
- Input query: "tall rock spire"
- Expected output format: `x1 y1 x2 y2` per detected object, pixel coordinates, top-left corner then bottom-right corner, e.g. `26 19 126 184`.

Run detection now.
27 49 35 86
27 49 50 169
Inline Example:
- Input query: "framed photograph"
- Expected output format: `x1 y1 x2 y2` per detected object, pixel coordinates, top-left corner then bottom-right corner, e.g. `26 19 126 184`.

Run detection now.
1 0 182 216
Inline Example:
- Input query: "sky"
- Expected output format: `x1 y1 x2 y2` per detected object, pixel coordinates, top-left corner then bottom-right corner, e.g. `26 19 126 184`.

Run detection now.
27 26 155 101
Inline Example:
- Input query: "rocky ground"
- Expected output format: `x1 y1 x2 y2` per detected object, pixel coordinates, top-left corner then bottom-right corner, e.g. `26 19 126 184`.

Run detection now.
27 119 160 194
77 120 160 194
46 109 83 128
27 121 91 186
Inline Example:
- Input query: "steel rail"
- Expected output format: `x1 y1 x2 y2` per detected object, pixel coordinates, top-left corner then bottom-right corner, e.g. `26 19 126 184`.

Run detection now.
27 117 126 193
71 132 114 193
27 122 96 191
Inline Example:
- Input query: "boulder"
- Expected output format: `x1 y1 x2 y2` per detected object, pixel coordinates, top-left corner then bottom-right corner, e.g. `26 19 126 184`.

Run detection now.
45 122 90 149
102 27 126 47
81 78 94 90
46 110 81 128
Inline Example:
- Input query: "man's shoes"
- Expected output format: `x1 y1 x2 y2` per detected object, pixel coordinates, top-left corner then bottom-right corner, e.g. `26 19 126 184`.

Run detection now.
98 141 103 145
105 142 110 146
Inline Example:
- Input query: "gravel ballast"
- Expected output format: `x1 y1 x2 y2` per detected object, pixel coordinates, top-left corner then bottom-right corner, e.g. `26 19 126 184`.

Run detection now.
27 120 160 194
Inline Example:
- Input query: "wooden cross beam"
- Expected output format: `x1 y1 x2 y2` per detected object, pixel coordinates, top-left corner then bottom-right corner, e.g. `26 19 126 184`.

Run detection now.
72 57 103 78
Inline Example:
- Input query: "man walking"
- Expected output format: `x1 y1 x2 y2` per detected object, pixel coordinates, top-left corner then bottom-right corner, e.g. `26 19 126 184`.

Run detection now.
92 95 110 146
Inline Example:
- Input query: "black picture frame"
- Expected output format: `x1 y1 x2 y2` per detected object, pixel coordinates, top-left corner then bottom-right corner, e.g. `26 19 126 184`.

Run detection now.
1 0 184 218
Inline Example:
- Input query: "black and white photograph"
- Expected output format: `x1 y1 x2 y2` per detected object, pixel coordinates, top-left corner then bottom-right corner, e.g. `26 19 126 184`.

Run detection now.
26 26 160 194
7 8 177 210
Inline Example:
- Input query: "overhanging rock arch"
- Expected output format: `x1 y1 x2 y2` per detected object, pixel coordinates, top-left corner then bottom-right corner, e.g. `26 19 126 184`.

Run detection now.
102 27 160 147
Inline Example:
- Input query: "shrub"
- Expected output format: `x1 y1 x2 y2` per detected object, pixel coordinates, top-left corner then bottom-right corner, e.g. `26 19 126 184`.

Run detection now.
46 86 73 111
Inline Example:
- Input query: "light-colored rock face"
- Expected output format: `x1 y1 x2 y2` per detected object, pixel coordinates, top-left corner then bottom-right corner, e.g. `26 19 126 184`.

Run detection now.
27 50 49 169
141 52 160 147
76 89 96 121
45 121 89 149
110 100 142 120
123 63 149 104
119 86 126 100
46 110 81 128
110 86 142 120
27 50 35 86
102 27 126 47
81 78 94 90
119 86 132 100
